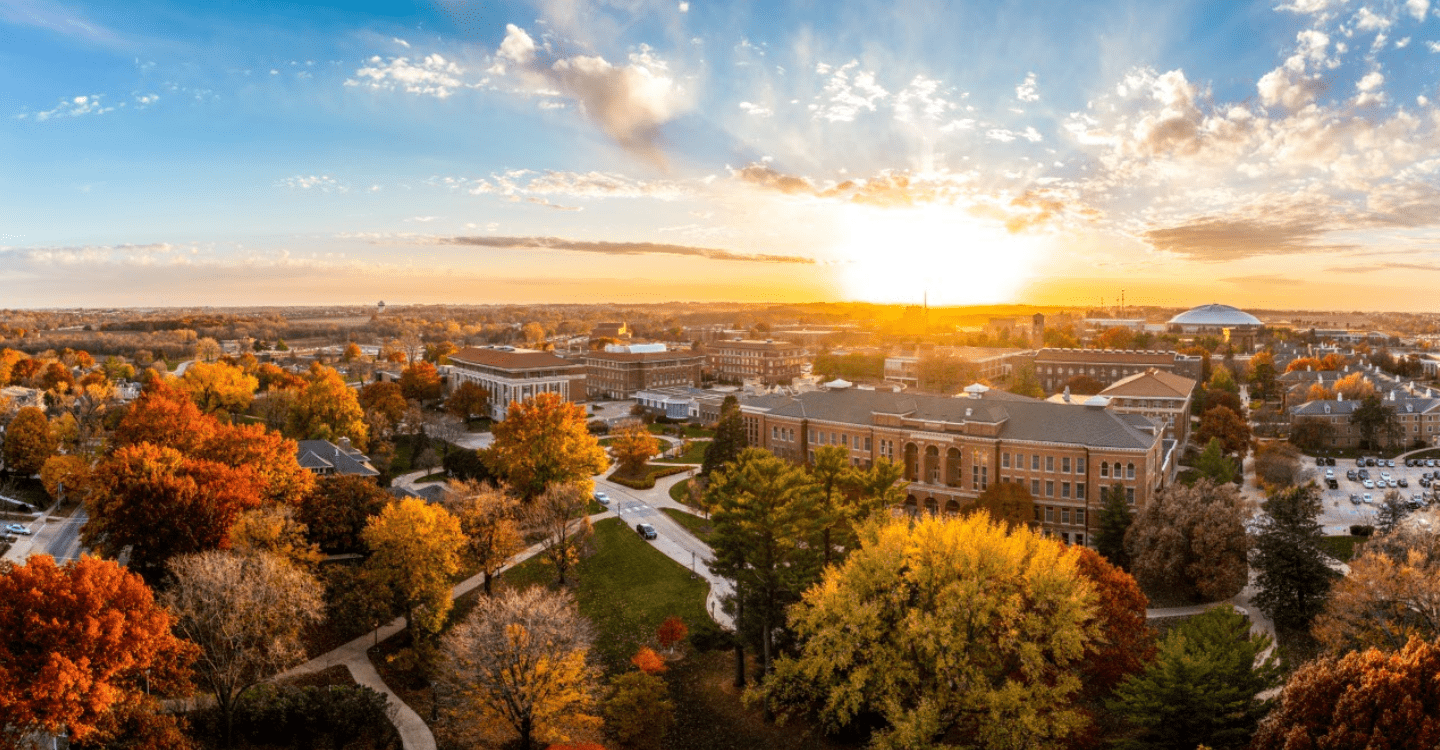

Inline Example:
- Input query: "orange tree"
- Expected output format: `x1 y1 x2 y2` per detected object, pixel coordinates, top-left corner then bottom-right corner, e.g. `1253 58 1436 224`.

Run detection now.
174 360 258 417
1069 547 1155 696
1252 636 1440 748
485 392 608 499
971 480 1037 530
445 381 490 422
399 361 443 405
298 474 392 554
286 364 369 450
610 420 660 477
1195 405 1251 459
3 405 56 476
0 555 197 745
359 380 407 424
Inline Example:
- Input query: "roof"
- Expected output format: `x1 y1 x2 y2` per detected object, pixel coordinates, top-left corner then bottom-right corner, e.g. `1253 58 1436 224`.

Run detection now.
1034 348 1194 365
1292 396 1440 417
584 350 704 363
742 388 1159 450
1167 304 1263 328
451 347 582 371
708 339 801 350
296 439 380 477
1100 368 1198 399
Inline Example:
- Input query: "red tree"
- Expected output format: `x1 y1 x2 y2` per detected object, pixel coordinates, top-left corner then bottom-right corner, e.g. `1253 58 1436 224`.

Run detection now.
0 556 197 744
1070 546 1156 695
656 616 688 653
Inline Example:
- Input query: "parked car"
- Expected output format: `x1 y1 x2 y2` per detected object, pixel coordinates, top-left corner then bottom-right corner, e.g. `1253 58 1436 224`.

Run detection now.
1325 469 1335 479
1387 459 1396 467
1350 494 1361 505
1363 494 1374 504
593 491 610 506
1429 459 1437 467
1399 478 1409 488
636 523 657 540
1327 479 1339 490
1364 480 1375 489
4 523 30 536
1346 470 1357 481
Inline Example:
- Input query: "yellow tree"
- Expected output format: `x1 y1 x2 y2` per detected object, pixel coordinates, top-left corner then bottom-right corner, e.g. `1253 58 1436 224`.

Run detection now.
362 498 466 635
761 513 1099 750
525 483 594 586
228 505 323 571
437 587 599 750
486 392 608 499
40 454 91 502
175 361 258 416
287 364 369 450
443 480 525 596
1312 527 1440 653
610 420 660 477
3 406 57 476
1334 371 1376 400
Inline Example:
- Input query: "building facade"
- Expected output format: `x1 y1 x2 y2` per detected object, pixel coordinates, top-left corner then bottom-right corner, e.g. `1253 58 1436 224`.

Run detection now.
447 347 587 421
740 385 1173 546
883 346 1033 389
1032 348 1204 393
584 348 704 399
1096 368 1197 445
706 339 808 385
1291 391 1440 449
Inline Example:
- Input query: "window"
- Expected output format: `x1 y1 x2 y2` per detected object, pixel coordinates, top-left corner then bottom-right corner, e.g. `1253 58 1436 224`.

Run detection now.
1002 453 1011 469
1062 457 1071 473
1061 482 1071 499
1126 463 1136 480
1015 453 1023 469
1034 506 1042 521
1032 479 1041 496
772 426 778 440
1046 456 1055 472
1076 508 1086 525
1076 484 1086 500
1074 533 1085 547
1126 487 1135 504
1061 532 1071 544
1077 457 1086 475
1045 506 1054 522
1032 455 1041 470
1046 481 1055 497
1062 508 1071 524
842 434 849 447
808 429 815 442
865 436 872 451
1100 462 1110 478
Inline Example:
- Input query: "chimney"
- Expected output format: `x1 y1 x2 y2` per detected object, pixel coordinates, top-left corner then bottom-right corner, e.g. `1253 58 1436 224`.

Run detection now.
1063 386 1071 403
339 436 352 453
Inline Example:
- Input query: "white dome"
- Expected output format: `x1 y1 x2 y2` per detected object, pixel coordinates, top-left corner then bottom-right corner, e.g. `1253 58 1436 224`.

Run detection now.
1167 304 1262 327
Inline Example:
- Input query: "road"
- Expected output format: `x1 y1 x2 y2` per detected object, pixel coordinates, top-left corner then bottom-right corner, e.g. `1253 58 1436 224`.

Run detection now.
1 508 90 564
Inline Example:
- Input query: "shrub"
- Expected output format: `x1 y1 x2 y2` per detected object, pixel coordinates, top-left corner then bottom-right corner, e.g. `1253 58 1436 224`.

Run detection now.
687 619 734 652
1350 524 1375 536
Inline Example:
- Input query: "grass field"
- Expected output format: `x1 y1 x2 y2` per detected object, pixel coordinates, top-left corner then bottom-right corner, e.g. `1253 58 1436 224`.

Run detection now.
661 507 714 542
654 440 709 465
500 517 714 673
1318 534 1365 562
648 424 715 439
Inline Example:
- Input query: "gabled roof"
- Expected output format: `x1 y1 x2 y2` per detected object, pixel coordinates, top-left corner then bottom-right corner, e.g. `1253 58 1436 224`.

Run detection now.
1100 368 1197 399
295 439 379 477
450 347 581 371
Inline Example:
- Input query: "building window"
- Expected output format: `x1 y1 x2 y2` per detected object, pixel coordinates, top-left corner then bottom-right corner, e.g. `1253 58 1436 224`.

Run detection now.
1034 506 1042 521
1002 453 1011 469
1076 508 1086 525
1061 532 1070 544
1074 533 1085 546
1045 506 1053 522
1031 455 1041 470
1077 457 1086 475
1062 457 1071 473
1046 456 1055 472
1062 508 1071 524
772 426 778 440
1076 484 1086 500
865 437 872 451
1126 463 1136 480
1015 453 1023 469
1100 462 1110 478
1061 482 1071 499
1046 481 1055 497
1126 487 1135 504
1032 479 1041 496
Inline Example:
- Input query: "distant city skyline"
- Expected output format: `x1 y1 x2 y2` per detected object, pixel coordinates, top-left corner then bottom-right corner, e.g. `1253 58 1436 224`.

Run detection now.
5 0 1440 311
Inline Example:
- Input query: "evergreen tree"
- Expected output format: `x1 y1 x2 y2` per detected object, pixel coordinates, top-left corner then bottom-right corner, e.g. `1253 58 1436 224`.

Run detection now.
1349 394 1401 452
1252 483 1340 631
701 394 747 477
1108 605 1281 750
1096 483 1133 570
1193 437 1238 485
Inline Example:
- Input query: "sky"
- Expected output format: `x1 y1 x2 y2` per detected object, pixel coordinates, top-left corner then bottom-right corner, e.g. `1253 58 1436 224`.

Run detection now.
4 0 1440 311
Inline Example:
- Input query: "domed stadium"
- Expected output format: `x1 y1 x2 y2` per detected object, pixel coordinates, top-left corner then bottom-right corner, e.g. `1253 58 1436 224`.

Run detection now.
1167 303 1263 350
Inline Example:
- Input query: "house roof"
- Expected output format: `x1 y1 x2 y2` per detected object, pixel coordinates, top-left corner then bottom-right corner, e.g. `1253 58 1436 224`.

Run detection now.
450 347 582 371
743 388 1158 450
295 439 379 477
1100 368 1198 399
584 350 704 363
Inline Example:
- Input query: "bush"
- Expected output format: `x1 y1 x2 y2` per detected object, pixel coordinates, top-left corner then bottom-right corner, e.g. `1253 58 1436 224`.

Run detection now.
607 465 689 490
1349 524 1375 537
587 419 610 435
687 619 734 652
193 683 398 749
442 447 492 483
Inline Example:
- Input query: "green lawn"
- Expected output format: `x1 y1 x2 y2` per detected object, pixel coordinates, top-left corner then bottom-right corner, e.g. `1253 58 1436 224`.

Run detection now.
654 441 709 465
499 517 714 672
1319 534 1364 563
670 477 691 504
415 471 447 483
662 508 713 542
648 424 714 439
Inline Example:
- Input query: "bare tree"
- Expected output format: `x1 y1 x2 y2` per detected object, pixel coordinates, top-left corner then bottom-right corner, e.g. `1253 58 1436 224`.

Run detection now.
163 550 324 746
437 587 599 750
525 482 593 586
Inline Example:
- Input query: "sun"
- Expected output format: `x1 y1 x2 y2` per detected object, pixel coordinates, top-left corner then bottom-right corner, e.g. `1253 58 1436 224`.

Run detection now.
831 203 1042 306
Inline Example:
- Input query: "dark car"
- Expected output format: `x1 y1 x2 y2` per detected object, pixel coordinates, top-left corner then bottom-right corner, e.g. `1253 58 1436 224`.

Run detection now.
636 523 657 540
1346 470 1358 481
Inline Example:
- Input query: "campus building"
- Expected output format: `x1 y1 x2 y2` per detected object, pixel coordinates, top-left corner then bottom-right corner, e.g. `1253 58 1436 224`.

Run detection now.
1032 348 1204 394
583 346 704 400
1096 368 1197 444
706 339 808 385
883 346 1033 389
447 346 587 421
739 384 1176 546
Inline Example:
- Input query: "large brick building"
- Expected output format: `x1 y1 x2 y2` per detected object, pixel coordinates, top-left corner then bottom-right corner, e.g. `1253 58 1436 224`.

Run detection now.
1097 368 1197 444
707 339 807 385
1032 348 1204 393
583 348 704 400
447 347 586 421
883 346 1033 389
740 384 1175 546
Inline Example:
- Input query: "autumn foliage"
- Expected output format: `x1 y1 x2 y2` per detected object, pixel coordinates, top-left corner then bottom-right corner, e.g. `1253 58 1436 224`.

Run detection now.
631 647 667 675
485 391 608 499
3 405 57 476
1069 547 1155 695
1252 636 1440 749
656 616 688 652
0 555 197 744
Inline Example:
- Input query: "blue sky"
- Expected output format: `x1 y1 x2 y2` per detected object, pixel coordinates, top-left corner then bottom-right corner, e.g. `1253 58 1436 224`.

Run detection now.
4 0 1440 310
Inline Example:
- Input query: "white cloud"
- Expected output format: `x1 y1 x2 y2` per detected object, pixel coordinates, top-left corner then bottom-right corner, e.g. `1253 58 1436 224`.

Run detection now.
678 1 689 11
1354 6 1392 31
986 129 1017 143
1429 40 1440 52
1275 0 1346 13
18 94 113 121
739 101 773 117
1408 0 1431 20
345 53 467 98
133 93 159 107
809 60 888 122
1356 70 1385 91
1015 72 1039 102
276 175 346 192
393 37 410 48
894 75 955 123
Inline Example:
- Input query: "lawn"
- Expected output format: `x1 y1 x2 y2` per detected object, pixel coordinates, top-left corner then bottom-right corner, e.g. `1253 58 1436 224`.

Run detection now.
670 477 692 504
499 517 714 673
1318 534 1365 562
662 507 714 542
415 471 447 483
648 423 715 439
653 440 709 465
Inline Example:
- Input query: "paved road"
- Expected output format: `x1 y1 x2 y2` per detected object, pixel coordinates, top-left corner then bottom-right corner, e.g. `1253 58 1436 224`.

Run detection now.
1 508 89 564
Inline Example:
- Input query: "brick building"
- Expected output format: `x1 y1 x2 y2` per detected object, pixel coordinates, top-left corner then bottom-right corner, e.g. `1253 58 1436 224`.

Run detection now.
447 347 586 421
1096 368 1197 444
1032 348 1204 393
707 339 807 385
584 348 704 400
740 384 1175 546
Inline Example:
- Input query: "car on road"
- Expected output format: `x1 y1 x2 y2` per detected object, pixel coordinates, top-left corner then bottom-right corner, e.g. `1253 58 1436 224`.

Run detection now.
636 523 657 540
4 523 30 535
594 491 610 506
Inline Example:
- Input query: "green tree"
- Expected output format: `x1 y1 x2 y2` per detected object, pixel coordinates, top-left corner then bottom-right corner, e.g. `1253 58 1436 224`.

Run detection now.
1350 393 1401 451
762 513 1100 749
700 394 747 477
1248 350 1278 401
810 445 856 566
1107 605 1281 750
602 671 675 750
1376 489 1411 534
1252 483 1340 632
1009 362 1045 398
706 448 821 683
1193 437 1239 485
484 392 608 500
1095 482 1133 570
362 498 466 636
3 405 56 476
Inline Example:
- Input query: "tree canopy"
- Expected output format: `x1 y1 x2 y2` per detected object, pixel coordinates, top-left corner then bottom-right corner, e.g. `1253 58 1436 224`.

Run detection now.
1126 479 1249 603
700 394 747 477
362 497 466 635
1251 483 1339 632
2 405 55 476
286 364 369 450
484 392 608 499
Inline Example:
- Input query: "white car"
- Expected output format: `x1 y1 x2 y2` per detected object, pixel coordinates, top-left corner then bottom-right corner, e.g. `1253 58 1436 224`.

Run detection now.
593 491 610 506
1364 480 1375 489
4 523 30 536
1363 493 1374 504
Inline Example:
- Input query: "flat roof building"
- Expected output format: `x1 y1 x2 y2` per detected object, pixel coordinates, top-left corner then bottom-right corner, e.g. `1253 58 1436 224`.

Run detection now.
448 346 586 421
707 339 808 385
584 347 704 400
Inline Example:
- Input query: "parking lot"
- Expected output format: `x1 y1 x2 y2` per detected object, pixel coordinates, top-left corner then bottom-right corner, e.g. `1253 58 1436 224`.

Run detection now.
1310 455 1440 535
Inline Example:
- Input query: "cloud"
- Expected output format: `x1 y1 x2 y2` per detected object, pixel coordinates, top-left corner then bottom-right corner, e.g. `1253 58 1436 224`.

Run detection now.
894 75 956 124
1144 213 1355 261
345 54 467 98
809 60 888 122
392 37 411 48
1219 274 1306 287
440 235 814 263
1324 261 1440 273
1407 0 1430 21
1015 72 1039 103
492 25 691 165
276 175 346 192
732 164 816 195
17 94 112 121
739 101 773 117
0 0 123 46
